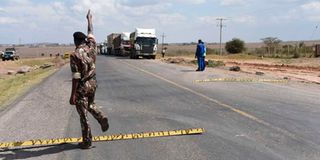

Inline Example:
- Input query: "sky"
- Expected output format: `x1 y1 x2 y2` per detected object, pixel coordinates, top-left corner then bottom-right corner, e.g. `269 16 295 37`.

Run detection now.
0 0 320 44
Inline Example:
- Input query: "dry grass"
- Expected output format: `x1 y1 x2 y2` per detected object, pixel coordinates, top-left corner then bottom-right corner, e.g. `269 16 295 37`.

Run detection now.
0 68 55 107
0 57 67 108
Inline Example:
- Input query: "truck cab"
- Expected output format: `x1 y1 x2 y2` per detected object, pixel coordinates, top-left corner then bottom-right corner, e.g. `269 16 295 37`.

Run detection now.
130 28 158 59
114 32 131 56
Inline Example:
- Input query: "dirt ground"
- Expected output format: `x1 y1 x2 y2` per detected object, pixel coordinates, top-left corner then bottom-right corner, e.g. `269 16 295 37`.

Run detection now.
0 46 74 58
0 45 73 77
162 56 320 84
0 57 67 79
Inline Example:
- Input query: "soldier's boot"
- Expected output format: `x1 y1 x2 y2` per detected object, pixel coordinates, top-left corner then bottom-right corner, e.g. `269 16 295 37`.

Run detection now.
78 141 92 149
79 133 92 149
99 117 109 132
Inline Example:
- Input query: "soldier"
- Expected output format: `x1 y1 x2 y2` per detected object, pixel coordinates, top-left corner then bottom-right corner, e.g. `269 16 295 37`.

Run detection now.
69 10 109 149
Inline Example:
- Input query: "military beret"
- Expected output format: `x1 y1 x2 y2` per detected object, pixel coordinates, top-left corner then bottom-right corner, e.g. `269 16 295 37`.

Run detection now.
73 32 87 40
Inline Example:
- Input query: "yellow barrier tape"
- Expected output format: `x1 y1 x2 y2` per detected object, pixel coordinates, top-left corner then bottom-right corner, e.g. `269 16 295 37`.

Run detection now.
194 78 288 83
0 128 204 149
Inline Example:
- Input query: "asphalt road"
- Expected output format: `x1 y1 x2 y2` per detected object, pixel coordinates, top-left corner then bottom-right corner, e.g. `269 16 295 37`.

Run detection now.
0 55 320 160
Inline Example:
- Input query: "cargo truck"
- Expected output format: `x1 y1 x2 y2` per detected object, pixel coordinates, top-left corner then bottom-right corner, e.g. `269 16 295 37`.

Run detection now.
113 32 131 56
107 33 120 55
130 28 158 59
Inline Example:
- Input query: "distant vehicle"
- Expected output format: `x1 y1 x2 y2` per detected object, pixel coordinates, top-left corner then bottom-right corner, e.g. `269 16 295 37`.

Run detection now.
113 32 131 56
105 32 131 56
97 43 104 55
63 52 70 59
102 40 108 55
2 48 19 61
130 28 158 59
107 33 120 55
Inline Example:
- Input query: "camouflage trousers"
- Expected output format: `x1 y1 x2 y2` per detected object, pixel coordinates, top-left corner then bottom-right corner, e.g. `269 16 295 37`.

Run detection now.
75 92 105 143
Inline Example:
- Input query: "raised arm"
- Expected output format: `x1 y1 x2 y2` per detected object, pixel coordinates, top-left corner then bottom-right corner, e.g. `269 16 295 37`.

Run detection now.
86 9 97 62
87 9 93 35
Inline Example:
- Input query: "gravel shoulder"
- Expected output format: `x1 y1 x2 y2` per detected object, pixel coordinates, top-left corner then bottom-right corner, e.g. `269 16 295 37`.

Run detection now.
161 56 320 84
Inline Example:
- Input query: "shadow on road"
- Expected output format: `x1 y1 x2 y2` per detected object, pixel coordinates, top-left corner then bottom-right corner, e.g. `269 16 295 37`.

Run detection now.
181 70 196 72
115 57 131 60
0 143 79 160
98 55 129 59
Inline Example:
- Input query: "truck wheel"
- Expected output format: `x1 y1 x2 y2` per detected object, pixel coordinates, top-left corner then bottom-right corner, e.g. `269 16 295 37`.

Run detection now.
132 52 138 59
2 58 5 61
151 55 156 59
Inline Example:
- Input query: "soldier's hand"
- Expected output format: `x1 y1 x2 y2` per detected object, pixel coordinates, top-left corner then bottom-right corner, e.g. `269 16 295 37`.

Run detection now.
69 95 76 105
86 9 92 20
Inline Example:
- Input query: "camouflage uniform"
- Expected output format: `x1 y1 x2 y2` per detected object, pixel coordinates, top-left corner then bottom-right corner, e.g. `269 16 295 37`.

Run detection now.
70 36 106 143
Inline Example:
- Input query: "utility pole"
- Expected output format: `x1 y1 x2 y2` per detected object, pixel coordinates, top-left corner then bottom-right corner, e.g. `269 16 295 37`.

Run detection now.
161 33 166 58
216 18 227 55
161 33 165 51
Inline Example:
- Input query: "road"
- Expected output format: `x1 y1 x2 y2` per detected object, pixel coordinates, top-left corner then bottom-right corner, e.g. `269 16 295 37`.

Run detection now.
0 56 320 160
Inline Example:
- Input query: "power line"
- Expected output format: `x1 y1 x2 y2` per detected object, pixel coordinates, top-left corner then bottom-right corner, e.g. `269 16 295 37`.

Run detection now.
216 18 227 55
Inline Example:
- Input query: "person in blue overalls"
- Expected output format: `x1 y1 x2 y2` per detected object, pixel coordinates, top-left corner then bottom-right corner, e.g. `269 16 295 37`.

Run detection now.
195 39 206 71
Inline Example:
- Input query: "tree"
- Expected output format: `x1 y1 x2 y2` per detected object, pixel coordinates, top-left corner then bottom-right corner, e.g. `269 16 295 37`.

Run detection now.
261 37 282 55
225 38 245 54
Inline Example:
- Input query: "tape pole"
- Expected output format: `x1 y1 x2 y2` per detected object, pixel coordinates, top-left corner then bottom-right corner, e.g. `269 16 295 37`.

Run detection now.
0 128 204 149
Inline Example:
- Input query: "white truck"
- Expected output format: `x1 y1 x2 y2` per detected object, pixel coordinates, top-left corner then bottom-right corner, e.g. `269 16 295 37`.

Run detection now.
130 28 158 59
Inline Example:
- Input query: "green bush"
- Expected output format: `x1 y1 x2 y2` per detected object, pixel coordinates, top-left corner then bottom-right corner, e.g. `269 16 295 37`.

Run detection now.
292 51 300 58
225 38 246 54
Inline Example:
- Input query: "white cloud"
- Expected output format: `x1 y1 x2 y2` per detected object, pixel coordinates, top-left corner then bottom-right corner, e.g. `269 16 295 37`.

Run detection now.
199 16 219 25
220 0 249 6
118 0 205 7
155 13 187 25
301 1 320 21
119 0 160 7
6 0 31 5
70 0 188 29
0 17 19 24
71 0 117 15
175 0 206 4
252 1 320 23
301 1 320 10
233 15 255 24
199 15 255 25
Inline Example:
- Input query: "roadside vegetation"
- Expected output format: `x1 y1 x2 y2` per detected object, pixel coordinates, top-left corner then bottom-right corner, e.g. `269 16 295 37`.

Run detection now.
225 38 246 54
161 37 319 60
0 57 67 108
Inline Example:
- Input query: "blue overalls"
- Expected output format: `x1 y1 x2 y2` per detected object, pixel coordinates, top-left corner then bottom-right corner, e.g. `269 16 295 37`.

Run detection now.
195 42 206 71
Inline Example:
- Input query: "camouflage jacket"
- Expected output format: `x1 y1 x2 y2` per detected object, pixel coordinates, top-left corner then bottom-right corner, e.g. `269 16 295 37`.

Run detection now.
70 37 97 93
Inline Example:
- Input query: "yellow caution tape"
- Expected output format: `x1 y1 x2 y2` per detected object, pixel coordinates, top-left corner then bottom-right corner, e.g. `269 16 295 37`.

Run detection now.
0 128 204 149
194 78 288 83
